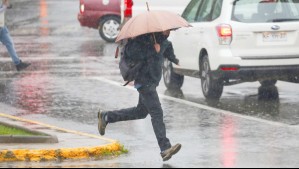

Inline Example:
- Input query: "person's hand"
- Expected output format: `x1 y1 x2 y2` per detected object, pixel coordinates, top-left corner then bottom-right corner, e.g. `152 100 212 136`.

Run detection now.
175 60 180 66
154 43 160 53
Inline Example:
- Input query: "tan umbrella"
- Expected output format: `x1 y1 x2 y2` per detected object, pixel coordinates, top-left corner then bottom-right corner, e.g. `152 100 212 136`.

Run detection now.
115 10 191 43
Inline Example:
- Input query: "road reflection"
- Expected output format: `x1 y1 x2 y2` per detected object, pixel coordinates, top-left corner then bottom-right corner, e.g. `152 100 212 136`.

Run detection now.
12 0 51 116
163 86 282 168
256 86 280 116
164 85 281 122
220 115 236 168
40 0 49 36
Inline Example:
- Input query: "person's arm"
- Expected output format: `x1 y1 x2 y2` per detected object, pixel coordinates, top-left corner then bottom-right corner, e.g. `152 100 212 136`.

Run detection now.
164 42 179 65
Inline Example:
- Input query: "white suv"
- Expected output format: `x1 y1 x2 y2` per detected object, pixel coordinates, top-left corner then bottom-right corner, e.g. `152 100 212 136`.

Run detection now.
164 0 299 99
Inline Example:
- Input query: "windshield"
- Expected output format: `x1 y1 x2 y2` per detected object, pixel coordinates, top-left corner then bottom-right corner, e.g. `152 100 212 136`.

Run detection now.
232 0 299 23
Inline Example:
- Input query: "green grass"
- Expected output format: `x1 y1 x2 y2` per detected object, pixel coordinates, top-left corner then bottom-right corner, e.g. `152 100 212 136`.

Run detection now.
0 124 40 136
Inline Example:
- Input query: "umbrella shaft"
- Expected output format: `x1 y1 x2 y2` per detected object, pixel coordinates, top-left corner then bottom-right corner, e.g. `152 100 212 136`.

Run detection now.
152 33 157 44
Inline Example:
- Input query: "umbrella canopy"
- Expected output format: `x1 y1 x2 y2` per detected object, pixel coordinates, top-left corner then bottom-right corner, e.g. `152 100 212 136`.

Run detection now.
115 10 191 42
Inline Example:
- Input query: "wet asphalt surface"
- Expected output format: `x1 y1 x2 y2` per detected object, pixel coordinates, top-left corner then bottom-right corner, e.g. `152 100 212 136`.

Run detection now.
0 0 299 168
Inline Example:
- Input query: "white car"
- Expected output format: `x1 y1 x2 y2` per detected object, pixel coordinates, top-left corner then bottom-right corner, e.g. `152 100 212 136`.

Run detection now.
165 0 299 99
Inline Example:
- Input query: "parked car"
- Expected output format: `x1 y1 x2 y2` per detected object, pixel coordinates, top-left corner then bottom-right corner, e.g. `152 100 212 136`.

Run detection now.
164 0 299 99
78 0 121 42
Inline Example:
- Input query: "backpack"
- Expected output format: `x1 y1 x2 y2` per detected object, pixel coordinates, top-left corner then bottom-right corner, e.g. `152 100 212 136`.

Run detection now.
117 40 143 86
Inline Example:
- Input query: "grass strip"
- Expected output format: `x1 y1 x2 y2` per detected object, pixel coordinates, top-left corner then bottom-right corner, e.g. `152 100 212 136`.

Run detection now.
0 124 40 136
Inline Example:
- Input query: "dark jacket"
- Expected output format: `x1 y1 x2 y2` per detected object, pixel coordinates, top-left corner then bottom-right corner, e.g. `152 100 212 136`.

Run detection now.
125 33 179 87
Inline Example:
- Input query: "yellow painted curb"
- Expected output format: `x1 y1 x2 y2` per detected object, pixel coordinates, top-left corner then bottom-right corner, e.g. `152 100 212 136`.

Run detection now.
0 113 127 162
0 142 123 162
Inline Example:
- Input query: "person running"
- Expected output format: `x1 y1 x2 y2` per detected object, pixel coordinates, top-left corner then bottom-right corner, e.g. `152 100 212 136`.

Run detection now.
98 30 181 162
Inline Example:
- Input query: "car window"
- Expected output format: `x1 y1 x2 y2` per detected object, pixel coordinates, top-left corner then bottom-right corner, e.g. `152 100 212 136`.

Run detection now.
211 0 223 20
289 0 299 16
232 0 299 23
196 0 215 22
181 0 203 22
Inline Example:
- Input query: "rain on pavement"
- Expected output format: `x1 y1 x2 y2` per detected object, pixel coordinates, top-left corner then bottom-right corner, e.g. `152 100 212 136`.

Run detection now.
0 0 299 168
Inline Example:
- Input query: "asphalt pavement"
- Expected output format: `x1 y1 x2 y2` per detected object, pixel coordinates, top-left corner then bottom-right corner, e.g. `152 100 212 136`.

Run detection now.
1 0 299 167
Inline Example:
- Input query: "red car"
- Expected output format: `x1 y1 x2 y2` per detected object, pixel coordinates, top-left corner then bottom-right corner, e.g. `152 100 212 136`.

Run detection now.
78 0 121 42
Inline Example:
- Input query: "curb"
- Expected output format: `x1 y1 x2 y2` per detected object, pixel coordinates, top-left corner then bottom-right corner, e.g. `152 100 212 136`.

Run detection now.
0 121 58 144
0 142 123 162
0 135 58 144
0 113 126 162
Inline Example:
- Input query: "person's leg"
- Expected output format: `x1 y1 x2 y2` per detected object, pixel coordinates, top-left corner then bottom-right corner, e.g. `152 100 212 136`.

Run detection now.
98 94 149 135
0 26 21 65
139 86 171 152
140 86 181 161
106 95 149 123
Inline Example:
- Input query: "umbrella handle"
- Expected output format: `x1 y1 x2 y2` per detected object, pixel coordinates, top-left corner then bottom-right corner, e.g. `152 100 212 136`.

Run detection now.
115 46 119 58
152 33 160 53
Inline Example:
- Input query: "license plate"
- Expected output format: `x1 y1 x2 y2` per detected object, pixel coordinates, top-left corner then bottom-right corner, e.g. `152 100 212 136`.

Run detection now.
263 32 287 42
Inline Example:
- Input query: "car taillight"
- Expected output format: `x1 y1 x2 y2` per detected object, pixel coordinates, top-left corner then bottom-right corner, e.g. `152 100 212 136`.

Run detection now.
124 0 133 18
221 67 239 71
80 4 85 14
216 24 232 45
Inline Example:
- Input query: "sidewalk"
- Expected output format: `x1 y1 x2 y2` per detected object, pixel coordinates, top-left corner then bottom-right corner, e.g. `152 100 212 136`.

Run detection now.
0 113 125 162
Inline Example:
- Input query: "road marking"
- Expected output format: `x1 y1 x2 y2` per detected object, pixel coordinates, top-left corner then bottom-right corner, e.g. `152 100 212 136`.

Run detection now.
90 77 299 129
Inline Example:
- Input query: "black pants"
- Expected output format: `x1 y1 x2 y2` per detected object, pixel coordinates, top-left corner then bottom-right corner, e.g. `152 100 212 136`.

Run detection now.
106 85 171 152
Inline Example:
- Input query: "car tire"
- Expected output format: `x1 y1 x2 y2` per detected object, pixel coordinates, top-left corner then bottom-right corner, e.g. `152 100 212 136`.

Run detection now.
163 59 184 90
287 76 299 83
259 80 277 86
200 55 223 99
99 16 120 43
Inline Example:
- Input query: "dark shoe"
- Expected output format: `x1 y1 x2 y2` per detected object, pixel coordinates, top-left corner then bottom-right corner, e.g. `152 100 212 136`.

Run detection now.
161 144 182 162
98 110 107 136
16 61 31 71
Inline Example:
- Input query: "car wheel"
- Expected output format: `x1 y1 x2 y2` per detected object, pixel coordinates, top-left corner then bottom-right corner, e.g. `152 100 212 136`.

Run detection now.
259 80 277 86
201 55 223 99
99 16 120 43
163 59 184 90
286 76 299 83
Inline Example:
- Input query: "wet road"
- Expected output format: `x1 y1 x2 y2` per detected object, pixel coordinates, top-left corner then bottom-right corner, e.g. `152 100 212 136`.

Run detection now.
0 0 299 167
